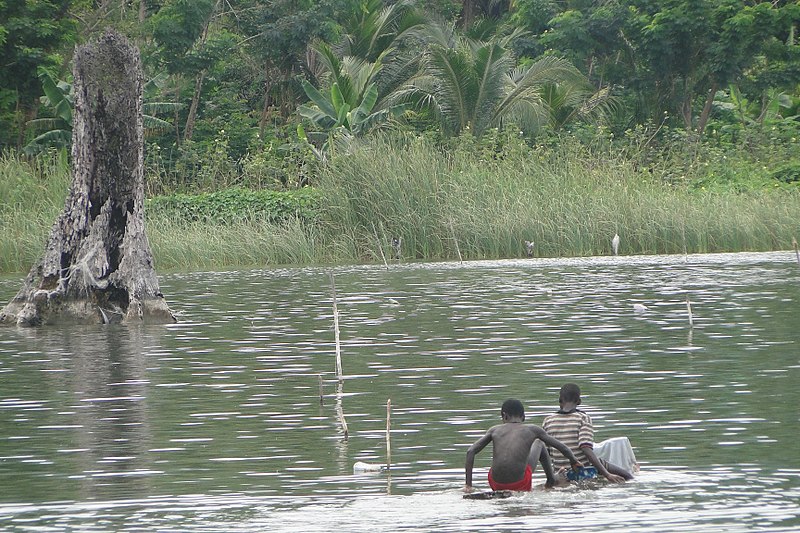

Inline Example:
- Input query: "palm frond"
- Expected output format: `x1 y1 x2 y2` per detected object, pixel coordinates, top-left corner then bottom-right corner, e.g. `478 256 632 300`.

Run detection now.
425 44 476 134
143 115 174 132
471 41 515 136
143 101 184 115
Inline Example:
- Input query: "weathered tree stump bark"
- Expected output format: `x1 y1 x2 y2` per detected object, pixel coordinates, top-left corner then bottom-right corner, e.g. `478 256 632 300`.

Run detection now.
0 30 175 327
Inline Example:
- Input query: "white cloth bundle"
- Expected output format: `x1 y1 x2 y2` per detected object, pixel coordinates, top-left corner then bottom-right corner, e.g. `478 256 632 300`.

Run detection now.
594 436 638 473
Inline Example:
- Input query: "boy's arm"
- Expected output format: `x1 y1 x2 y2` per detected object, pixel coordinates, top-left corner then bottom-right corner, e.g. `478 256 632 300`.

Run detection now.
464 429 493 492
580 445 625 483
532 426 583 469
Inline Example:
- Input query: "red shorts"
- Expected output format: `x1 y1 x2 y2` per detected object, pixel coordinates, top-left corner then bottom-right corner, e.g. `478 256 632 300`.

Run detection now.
488 464 533 491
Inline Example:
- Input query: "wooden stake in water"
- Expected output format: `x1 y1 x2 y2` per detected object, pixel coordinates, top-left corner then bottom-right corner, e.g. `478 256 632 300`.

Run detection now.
449 219 463 264
336 380 349 440
318 374 324 406
372 222 389 270
330 273 343 381
386 399 392 471
793 237 799 266
686 295 694 328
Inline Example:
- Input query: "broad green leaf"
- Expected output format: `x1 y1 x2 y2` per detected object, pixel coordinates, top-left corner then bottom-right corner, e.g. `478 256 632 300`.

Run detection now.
301 80 338 119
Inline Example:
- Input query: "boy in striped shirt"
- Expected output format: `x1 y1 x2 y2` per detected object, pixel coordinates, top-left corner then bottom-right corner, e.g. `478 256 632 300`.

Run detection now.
542 383 633 484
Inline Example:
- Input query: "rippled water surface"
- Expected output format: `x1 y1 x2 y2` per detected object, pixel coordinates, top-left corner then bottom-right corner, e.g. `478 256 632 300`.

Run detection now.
1 252 798 531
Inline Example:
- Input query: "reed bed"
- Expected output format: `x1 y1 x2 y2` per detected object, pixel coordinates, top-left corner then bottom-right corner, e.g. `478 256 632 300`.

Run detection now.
318 135 800 261
2 137 798 274
145 216 323 270
0 151 71 273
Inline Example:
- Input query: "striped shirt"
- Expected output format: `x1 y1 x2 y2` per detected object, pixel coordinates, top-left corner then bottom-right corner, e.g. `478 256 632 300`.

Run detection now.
542 409 594 468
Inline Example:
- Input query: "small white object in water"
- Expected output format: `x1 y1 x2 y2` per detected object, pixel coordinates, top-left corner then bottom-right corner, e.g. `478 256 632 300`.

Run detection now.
633 303 648 313
612 233 620 256
353 461 384 473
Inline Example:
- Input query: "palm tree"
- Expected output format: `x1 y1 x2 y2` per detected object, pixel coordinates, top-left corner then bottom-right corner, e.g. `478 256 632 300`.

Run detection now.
391 24 611 138
297 0 427 156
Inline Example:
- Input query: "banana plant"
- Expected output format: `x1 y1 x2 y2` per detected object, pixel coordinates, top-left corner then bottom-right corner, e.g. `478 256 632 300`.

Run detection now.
24 72 73 154
25 71 181 154
298 77 405 158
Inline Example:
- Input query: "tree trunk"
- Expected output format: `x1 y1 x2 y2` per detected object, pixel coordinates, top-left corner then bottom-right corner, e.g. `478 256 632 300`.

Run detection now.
259 65 273 136
0 30 175 327
460 0 477 29
183 70 206 142
696 81 718 135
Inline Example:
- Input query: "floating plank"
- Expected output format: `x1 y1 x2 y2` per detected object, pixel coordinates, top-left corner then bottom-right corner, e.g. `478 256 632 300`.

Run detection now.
463 490 514 500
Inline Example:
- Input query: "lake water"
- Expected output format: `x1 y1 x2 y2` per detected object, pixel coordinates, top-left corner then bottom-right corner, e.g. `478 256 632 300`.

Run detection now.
0 252 798 532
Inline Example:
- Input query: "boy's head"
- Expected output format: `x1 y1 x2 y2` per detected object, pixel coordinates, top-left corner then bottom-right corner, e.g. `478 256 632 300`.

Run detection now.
501 398 525 421
559 383 581 405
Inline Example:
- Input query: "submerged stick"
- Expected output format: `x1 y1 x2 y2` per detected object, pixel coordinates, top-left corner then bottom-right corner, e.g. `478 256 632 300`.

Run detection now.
318 374 324 406
329 273 343 381
686 295 694 329
793 237 799 266
386 399 392 471
449 219 463 263
372 222 389 270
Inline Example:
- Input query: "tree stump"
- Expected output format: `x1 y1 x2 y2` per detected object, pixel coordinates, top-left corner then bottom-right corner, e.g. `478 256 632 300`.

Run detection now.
0 30 175 327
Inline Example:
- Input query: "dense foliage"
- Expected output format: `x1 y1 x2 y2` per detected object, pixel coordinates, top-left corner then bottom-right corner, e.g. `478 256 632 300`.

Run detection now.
146 186 319 224
1 0 797 186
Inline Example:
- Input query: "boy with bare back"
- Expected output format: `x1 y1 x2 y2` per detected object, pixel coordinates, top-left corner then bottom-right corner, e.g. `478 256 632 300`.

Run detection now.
464 398 583 492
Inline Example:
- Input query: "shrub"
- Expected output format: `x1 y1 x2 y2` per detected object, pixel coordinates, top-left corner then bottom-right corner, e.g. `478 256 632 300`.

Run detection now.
146 186 319 224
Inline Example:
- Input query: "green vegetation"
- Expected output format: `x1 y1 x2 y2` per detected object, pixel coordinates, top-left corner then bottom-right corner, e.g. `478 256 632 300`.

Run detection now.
2 1 799 273
3 131 798 273
146 187 319 224
0 151 70 273
318 132 800 261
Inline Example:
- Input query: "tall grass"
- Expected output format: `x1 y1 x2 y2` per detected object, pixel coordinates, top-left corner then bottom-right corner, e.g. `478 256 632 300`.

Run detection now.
317 133 800 261
145 215 324 270
2 136 799 275
0 151 71 273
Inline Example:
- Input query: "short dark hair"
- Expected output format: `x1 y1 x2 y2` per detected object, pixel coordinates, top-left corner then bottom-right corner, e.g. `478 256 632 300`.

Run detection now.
560 383 581 403
501 398 525 419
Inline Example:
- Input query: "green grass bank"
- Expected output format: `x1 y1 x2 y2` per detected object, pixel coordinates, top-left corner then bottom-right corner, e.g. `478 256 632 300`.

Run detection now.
2 134 799 274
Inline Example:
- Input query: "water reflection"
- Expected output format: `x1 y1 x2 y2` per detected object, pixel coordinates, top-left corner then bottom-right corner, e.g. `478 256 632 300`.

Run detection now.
0 252 798 531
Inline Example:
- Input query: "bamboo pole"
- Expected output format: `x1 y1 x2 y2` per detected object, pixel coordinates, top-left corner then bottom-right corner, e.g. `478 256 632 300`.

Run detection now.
318 374 324 406
386 399 392 471
330 273 343 381
330 272 348 440
336 380 349 440
686 295 694 329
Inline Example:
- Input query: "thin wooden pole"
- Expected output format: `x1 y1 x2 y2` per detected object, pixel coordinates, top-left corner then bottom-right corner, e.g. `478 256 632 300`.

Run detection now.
336 380 349 440
372 222 389 270
330 273 343 381
386 399 392 471
318 374 324 406
793 237 799 266
686 295 694 329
